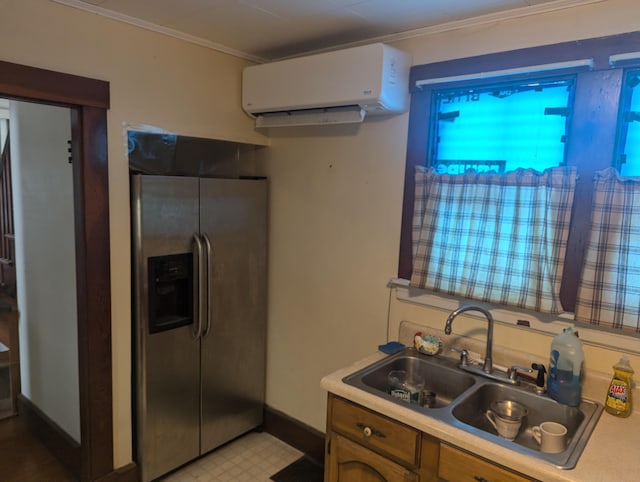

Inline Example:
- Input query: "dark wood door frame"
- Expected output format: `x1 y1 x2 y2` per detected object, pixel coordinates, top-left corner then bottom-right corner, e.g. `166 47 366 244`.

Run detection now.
0 60 114 481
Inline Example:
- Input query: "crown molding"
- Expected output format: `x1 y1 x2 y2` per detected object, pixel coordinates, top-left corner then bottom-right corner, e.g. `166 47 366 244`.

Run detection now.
51 0 605 63
50 0 267 63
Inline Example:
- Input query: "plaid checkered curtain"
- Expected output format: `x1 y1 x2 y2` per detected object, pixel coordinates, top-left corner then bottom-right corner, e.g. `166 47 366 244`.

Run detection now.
576 168 640 332
411 166 576 313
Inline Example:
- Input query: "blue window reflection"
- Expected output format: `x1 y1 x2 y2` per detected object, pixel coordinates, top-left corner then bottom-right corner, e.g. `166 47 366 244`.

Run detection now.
616 71 640 177
430 79 574 173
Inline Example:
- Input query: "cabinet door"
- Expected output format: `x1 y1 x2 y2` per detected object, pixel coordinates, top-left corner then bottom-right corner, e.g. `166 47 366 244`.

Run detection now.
330 396 420 466
438 444 535 482
328 434 419 482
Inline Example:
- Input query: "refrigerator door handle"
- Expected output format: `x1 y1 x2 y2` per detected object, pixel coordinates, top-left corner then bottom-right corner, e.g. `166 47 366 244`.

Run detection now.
202 232 213 338
192 233 206 340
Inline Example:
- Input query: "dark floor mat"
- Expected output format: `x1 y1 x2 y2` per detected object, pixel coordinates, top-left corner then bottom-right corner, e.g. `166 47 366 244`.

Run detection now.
271 456 323 482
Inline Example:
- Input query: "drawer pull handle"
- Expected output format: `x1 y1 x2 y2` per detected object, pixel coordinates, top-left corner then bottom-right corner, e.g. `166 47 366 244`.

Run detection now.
474 477 489 482
356 422 386 438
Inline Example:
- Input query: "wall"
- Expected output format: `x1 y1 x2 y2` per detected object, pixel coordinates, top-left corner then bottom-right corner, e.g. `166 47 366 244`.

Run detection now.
0 0 268 467
263 0 640 433
9 100 80 441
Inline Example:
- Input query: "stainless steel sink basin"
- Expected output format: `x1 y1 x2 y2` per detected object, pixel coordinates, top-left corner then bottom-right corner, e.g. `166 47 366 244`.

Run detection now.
451 382 602 469
343 347 603 469
343 348 476 410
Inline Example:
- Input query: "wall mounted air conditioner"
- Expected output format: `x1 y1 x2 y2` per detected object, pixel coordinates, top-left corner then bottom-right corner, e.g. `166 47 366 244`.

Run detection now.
242 43 411 128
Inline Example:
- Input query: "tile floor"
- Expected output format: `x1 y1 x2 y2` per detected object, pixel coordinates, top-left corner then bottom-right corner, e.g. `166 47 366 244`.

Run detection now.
161 431 304 482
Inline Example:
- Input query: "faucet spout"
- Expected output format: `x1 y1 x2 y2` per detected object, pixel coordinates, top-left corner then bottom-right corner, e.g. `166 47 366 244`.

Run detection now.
444 305 494 374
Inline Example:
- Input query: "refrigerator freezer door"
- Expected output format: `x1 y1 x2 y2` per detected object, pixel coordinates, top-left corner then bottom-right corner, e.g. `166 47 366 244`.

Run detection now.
199 177 267 454
132 175 201 482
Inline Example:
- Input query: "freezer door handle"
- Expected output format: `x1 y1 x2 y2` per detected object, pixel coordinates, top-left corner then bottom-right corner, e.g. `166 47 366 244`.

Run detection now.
192 233 207 339
202 232 213 339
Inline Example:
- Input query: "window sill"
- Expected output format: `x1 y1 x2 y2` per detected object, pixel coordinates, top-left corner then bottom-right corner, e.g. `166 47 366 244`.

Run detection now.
389 278 640 355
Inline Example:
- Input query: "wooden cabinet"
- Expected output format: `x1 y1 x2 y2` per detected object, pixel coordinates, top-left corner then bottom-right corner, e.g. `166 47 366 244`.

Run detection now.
329 395 420 466
438 444 534 482
328 433 418 482
325 394 439 482
325 394 535 482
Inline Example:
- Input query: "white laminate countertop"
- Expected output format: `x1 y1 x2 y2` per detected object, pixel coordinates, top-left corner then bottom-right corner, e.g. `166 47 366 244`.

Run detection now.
320 351 640 482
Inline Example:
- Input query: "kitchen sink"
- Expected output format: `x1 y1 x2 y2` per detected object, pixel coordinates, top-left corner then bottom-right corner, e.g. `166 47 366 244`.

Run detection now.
343 348 476 409
451 382 602 468
343 347 603 469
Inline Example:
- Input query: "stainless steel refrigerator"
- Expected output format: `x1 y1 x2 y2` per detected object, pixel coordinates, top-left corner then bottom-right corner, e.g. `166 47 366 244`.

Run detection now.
131 174 267 482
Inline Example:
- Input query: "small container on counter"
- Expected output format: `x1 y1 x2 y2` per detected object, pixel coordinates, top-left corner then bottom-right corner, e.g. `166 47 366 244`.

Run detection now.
605 356 634 418
548 327 583 407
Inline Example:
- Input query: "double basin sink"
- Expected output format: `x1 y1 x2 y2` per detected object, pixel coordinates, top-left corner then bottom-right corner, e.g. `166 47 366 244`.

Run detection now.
342 347 603 469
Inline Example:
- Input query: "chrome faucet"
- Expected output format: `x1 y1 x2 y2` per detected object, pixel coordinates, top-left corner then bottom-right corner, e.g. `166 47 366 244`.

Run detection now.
445 305 494 374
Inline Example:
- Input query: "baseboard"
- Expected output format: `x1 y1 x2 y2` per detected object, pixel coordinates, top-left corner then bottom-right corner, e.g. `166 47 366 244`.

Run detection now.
18 394 81 477
95 462 138 482
263 405 325 464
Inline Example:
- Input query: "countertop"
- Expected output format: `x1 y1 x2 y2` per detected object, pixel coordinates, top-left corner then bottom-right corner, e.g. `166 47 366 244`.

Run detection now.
320 350 640 482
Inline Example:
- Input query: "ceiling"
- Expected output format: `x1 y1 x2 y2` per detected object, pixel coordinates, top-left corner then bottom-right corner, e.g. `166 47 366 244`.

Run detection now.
54 0 602 61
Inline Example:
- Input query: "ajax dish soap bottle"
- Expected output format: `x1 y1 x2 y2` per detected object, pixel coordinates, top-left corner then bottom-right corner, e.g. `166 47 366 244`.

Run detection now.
605 356 634 417
548 327 584 407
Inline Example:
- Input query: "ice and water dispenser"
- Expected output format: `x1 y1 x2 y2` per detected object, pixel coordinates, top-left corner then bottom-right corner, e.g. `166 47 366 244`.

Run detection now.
147 253 193 334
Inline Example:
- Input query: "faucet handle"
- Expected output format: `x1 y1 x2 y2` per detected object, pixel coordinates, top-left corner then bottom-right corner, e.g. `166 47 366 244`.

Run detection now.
531 363 547 394
450 347 469 366
508 365 533 382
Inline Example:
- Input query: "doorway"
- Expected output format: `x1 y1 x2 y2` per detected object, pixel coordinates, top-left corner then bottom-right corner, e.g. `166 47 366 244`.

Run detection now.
0 60 114 481
0 100 80 437
0 101 15 419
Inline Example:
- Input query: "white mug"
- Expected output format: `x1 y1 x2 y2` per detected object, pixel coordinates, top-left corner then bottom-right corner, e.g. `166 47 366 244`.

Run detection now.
485 410 522 441
532 421 567 453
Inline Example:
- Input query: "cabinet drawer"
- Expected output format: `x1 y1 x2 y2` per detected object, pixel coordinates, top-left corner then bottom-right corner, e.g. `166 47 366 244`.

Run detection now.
438 444 534 482
330 397 420 466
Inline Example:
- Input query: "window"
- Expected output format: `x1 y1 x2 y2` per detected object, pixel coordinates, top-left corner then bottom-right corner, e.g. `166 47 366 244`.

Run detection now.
431 78 574 173
615 69 640 176
399 32 640 332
